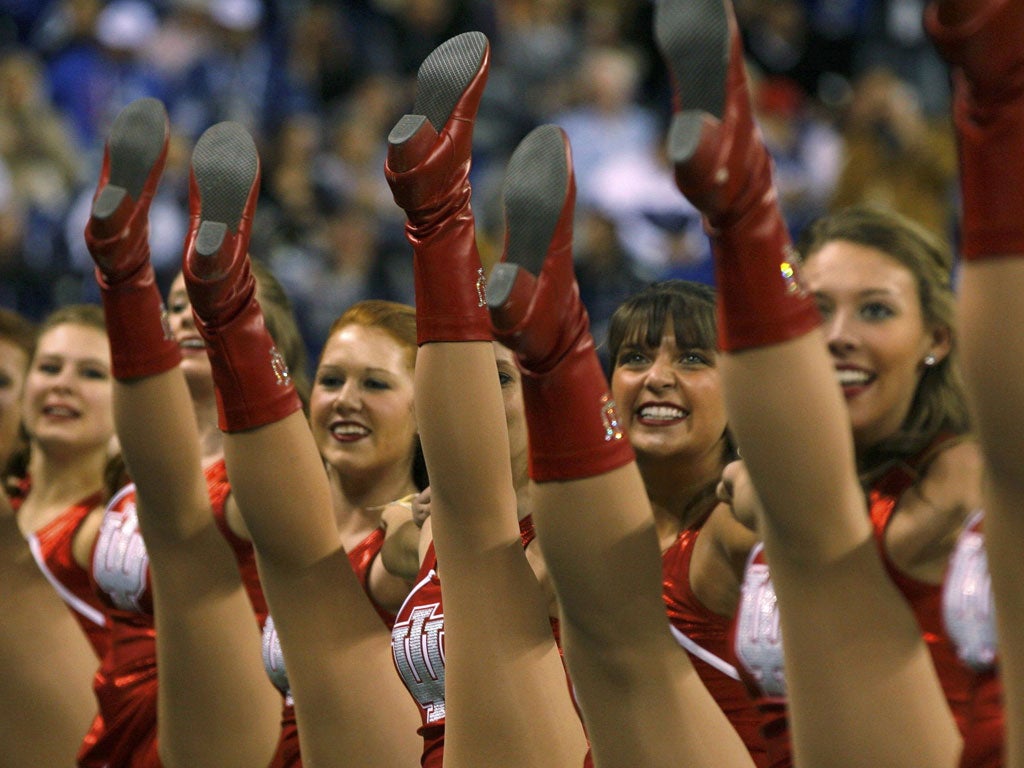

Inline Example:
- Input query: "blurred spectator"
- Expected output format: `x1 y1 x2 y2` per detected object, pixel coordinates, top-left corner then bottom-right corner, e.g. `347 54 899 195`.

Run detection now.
172 0 312 146
752 73 842 238
574 208 649 364
550 45 659 207
45 0 170 152
587 141 706 281
830 66 957 240
143 0 216 91
0 48 83 219
855 0 950 117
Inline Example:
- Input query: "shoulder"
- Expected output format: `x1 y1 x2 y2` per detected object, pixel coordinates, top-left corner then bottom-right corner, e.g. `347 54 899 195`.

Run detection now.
916 437 984 512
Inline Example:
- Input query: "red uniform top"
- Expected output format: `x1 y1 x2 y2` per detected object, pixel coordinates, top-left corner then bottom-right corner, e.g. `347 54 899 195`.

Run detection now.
22 485 110 660
80 460 268 768
662 513 769 767
391 516 552 768
732 440 1005 768
264 525 397 768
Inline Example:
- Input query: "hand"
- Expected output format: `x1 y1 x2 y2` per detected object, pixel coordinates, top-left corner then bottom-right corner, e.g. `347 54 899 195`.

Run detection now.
717 459 764 535
412 487 431 528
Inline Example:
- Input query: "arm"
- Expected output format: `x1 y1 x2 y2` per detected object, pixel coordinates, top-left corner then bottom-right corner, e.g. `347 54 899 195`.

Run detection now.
0 495 97 766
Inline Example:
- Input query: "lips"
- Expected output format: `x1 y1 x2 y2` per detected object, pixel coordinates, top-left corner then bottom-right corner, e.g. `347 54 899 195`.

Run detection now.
635 403 687 426
42 403 80 419
178 335 206 352
834 365 874 397
329 420 370 442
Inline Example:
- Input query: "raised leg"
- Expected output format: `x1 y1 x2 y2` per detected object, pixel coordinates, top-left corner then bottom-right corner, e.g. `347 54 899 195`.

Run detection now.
655 0 961 766
86 101 281 768
386 34 589 767
184 122 421 767
926 1 1024 764
488 124 754 768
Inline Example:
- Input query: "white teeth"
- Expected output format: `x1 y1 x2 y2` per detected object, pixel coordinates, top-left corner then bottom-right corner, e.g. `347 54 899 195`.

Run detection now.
44 406 77 417
835 369 872 386
180 339 205 349
331 424 369 438
638 405 685 421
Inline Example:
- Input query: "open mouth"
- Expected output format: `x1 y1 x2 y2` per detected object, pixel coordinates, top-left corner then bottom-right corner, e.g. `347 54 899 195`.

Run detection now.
636 404 687 426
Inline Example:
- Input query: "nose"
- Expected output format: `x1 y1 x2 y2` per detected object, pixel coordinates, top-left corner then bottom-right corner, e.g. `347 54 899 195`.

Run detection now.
332 378 362 412
644 355 677 391
824 309 857 356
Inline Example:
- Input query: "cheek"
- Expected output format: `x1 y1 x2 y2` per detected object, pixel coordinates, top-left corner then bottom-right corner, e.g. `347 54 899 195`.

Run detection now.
610 373 635 409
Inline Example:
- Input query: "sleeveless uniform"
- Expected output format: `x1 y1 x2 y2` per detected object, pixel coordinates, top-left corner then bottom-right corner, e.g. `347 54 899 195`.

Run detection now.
732 441 1005 768
263 525 397 768
662 512 770 767
20 484 110 660
942 510 1002 768
391 516 568 768
80 460 269 768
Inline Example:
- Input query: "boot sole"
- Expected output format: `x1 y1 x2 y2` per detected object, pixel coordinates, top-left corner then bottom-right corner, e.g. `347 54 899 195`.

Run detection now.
92 98 168 220
654 0 729 166
388 31 489 144
191 122 259 257
487 124 568 307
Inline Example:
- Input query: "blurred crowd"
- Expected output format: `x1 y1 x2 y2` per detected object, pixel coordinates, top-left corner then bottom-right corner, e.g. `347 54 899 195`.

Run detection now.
0 0 958 366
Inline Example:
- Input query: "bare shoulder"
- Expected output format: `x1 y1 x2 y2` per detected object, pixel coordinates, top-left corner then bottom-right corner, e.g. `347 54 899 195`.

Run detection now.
917 438 984 511
886 437 982 582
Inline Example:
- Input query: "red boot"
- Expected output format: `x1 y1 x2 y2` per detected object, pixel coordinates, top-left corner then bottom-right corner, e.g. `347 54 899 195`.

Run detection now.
384 31 491 344
84 97 180 380
182 122 301 433
488 125 633 483
654 0 819 351
924 0 1024 259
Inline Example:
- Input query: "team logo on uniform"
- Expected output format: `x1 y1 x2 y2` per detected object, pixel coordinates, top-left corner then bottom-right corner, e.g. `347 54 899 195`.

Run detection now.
392 599 446 723
600 393 623 442
270 346 291 386
475 267 487 308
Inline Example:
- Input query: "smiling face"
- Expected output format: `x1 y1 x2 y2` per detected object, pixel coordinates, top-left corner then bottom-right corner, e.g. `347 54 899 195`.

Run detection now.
167 273 214 392
0 338 29 464
310 323 417 488
802 240 950 450
611 318 728 468
22 323 114 457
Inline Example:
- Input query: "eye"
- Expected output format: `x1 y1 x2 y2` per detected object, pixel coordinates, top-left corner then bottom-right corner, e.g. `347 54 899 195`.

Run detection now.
36 360 61 375
860 301 895 321
0 372 11 388
316 373 344 389
80 365 110 381
615 350 649 368
498 370 514 387
168 296 189 314
365 378 390 391
813 296 833 319
680 350 712 367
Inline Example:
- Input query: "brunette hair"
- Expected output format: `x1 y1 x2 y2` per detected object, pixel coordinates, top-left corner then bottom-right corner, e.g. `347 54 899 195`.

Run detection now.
606 280 736 469
797 204 969 478
252 259 311 408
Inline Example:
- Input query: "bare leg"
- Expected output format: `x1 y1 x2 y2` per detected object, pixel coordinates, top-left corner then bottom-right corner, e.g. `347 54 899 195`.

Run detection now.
654 0 960 765
183 121 421 768
85 98 279 768
925 1 1024 762
385 35 588 766
488 125 754 768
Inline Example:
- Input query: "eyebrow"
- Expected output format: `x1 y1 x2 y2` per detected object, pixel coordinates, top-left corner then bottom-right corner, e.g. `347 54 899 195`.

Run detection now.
36 354 110 368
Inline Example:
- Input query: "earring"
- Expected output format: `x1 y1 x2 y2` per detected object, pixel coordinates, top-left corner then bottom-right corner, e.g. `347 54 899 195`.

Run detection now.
923 354 937 367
